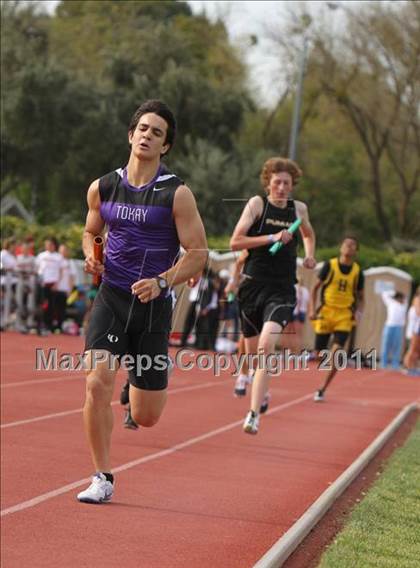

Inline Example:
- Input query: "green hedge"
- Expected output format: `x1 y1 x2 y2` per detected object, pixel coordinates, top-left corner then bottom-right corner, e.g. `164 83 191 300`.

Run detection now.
315 245 420 283
2 217 419 282
1 216 84 257
207 234 420 282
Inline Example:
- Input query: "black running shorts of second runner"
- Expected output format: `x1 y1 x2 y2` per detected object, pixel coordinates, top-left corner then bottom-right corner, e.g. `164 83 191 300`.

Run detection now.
238 278 296 338
85 283 172 390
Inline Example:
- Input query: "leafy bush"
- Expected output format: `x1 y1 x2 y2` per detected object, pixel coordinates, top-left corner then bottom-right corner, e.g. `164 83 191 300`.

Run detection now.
209 234 420 283
2 217 419 283
1 216 84 257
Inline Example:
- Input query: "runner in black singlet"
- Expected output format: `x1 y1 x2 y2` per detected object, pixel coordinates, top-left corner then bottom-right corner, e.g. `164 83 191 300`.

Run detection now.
230 157 316 435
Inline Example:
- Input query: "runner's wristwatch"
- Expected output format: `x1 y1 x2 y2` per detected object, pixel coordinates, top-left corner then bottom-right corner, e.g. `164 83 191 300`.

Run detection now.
156 277 168 291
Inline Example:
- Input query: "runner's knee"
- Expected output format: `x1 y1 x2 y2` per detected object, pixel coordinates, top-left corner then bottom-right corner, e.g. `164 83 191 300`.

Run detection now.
85 372 114 405
258 336 277 354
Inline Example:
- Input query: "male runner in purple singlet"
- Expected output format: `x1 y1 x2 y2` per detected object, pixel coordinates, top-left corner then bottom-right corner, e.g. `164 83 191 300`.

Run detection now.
78 100 207 503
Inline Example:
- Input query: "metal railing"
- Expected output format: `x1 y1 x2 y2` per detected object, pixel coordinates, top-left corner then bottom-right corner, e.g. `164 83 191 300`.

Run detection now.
1 269 38 331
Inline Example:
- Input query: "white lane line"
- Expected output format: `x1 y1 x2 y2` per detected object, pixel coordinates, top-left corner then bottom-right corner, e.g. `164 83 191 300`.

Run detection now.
1 406 99 428
1 372 214 389
0 380 230 429
1 375 85 388
1 358 38 365
0 366 402 389
1 394 311 517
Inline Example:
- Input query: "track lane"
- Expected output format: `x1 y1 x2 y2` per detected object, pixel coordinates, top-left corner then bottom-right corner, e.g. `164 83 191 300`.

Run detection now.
2 333 419 567
2 390 417 568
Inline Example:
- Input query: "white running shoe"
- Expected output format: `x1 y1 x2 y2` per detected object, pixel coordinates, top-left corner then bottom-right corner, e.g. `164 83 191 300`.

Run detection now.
243 410 259 435
77 473 114 504
234 374 248 397
314 390 325 402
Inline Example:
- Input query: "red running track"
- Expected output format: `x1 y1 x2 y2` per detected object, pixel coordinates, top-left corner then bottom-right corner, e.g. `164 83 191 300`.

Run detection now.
1 332 419 568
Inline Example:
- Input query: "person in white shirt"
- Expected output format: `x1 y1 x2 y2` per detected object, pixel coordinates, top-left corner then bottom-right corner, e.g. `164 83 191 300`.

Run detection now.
36 238 64 333
1 239 18 329
0 238 18 286
56 244 77 332
380 290 408 370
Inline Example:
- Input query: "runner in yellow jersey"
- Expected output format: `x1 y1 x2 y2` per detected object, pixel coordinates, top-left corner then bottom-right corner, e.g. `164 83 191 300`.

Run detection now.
309 236 364 401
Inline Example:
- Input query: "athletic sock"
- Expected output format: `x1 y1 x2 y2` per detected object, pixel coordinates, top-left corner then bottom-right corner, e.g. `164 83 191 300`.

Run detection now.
102 472 114 484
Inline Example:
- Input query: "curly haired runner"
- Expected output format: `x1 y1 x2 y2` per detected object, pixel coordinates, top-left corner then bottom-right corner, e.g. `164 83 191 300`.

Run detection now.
230 157 316 435
78 100 207 503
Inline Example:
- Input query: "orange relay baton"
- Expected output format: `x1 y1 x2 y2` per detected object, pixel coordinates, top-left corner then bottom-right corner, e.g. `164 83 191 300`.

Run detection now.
93 235 104 287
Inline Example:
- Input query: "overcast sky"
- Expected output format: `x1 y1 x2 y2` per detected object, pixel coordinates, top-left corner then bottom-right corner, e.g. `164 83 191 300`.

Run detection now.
188 1 349 106
189 0 289 106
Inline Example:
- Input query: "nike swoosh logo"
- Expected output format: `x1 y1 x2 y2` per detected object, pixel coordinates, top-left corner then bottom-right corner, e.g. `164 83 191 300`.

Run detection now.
153 187 165 192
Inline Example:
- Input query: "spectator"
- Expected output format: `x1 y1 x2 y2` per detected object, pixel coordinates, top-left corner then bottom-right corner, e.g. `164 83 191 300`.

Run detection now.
403 287 420 376
288 277 310 354
66 286 88 329
36 237 63 334
380 290 408 370
16 242 36 272
1 239 18 329
81 285 98 333
15 235 35 256
1 238 18 286
207 274 223 350
218 268 240 345
195 271 221 351
56 244 78 332
180 277 202 347
16 241 37 332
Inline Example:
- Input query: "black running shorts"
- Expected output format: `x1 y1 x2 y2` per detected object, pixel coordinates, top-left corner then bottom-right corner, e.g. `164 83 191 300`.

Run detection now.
314 331 349 351
85 283 172 390
238 278 296 338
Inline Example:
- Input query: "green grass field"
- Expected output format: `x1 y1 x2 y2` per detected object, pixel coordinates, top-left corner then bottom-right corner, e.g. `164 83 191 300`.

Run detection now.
318 417 420 568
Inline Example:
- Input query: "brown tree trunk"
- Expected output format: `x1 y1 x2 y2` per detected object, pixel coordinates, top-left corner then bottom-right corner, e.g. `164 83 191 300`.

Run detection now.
371 159 392 242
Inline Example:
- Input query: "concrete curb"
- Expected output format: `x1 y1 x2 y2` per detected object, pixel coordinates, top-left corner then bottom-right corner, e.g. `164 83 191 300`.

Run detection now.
253 402 419 568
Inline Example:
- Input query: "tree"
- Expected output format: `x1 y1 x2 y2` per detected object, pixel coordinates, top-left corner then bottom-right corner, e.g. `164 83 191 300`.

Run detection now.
1 0 51 210
2 0 252 227
174 136 262 236
312 1 420 243
264 1 419 246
